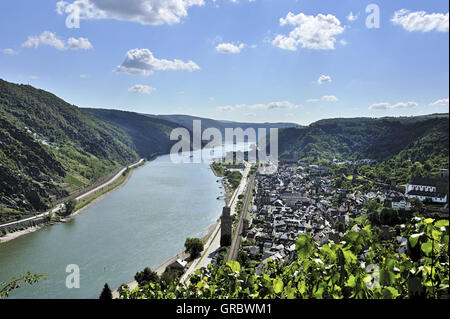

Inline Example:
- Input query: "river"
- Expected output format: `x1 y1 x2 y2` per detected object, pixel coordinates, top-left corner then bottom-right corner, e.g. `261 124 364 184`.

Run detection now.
0 144 247 299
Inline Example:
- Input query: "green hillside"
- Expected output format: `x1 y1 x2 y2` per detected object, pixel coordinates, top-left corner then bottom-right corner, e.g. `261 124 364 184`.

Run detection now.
276 115 449 183
83 108 183 159
278 115 448 161
0 79 138 221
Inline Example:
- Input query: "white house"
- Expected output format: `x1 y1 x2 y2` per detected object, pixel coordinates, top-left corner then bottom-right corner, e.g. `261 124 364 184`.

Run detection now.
391 196 412 211
405 177 448 203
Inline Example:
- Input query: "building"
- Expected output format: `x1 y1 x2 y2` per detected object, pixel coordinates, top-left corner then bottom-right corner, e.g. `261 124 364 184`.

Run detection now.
391 196 412 211
220 207 232 246
166 259 188 271
405 176 448 203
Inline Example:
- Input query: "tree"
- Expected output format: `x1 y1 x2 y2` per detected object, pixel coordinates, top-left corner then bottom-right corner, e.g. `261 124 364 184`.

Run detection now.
1 272 46 298
64 199 77 216
409 197 424 210
237 250 249 268
184 238 204 260
134 267 159 287
160 269 183 289
99 283 112 300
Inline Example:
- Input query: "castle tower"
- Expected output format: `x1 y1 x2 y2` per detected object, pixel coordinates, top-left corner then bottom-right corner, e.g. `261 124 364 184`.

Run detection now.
220 206 232 247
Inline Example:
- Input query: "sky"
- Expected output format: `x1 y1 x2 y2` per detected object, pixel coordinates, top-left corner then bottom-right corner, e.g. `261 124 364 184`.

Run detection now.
0 0 448 125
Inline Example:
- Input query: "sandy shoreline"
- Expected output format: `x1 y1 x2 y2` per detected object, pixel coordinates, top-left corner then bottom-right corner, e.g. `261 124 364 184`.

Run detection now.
0 162 145 244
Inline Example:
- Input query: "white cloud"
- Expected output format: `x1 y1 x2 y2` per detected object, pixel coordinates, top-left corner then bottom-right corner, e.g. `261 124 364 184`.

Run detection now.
22 31 93 51
1 48 19 55
339 39 348 46
392 9 449 32
216 104 246 112
249 101 301 110
80 74 89 78
128 84 156 94
56 0 204 26
67 37 93 50
272 12 344 50
429 98 449 107
347 12 358 22
217 101 301 112
116 48 200 76
317 74 332 84
217 105 238 112
30 75 39 80
321 95 339 102
307 95 339 102
215 42 245 54
369 101 419 110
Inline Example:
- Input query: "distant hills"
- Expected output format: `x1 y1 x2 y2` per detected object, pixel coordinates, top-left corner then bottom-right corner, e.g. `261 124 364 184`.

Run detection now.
277 114 448 162
145 114 299 140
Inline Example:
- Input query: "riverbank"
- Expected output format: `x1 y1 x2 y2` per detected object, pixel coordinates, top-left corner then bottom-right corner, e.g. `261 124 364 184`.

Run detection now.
210 163 233 206
0 159 146 244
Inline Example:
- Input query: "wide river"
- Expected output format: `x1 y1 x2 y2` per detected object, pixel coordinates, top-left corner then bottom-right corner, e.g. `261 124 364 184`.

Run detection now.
0 145 246 299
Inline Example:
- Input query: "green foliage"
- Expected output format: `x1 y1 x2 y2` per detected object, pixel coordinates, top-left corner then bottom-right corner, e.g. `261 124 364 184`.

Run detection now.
134 267 159 287
160 269 183 290
211 162 226 176
0 272 46 298
84 108 183 159
63 199 77 216
224 170 243 190
119 217 449 299
185 238 204 260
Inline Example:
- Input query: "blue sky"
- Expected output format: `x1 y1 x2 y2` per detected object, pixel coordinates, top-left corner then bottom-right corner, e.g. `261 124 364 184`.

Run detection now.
0 0 448 125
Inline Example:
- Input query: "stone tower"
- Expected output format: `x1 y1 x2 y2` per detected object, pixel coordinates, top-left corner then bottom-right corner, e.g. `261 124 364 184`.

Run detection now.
220 206 232 247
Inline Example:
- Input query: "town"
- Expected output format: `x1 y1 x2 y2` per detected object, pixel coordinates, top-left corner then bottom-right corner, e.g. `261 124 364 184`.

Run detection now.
220 161 449 272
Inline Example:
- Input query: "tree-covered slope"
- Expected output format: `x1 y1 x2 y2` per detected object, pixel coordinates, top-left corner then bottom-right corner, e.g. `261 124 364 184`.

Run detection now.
146 114 299 141
83 108 183 159
277 115 449 165
0 78 138 221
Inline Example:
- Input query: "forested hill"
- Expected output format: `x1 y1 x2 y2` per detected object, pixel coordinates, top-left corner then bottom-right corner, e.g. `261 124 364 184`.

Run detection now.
0 79 140 220
83 108 184 159
277 115 449 165
146 114 299 141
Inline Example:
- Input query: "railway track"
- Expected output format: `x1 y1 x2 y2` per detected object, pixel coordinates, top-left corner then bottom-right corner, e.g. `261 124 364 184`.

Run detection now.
226 173 256 261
